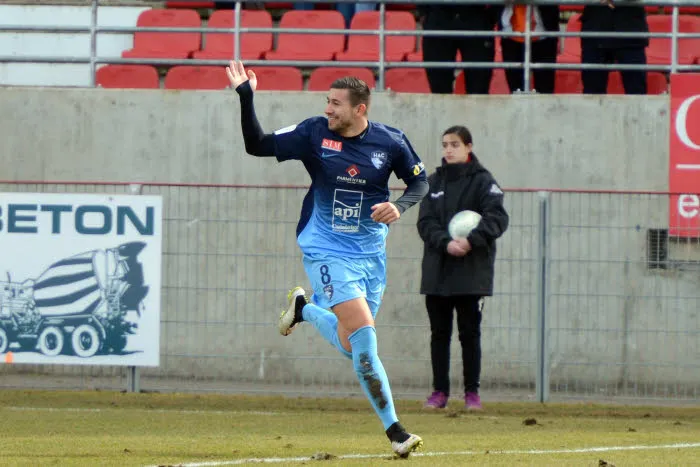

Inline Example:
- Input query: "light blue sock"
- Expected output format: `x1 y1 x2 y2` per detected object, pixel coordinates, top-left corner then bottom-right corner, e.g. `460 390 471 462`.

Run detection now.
348 326 399 430
302 303 352 359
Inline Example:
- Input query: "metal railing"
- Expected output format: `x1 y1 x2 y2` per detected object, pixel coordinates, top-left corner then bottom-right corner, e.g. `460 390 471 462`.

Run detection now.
1 0 699 90
0 182 698 404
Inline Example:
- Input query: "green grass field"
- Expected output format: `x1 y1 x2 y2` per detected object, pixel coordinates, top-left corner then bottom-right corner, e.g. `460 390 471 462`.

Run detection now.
1 390 698 466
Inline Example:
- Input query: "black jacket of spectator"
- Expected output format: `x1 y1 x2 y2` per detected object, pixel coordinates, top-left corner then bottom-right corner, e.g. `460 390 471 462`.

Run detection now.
417 156 509 297
581 5 649 49
418 3 499 32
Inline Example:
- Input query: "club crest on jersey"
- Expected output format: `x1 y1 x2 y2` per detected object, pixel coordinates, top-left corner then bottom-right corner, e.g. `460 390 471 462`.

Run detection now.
323 284 334 300
322 138 343 152
371 151 387 169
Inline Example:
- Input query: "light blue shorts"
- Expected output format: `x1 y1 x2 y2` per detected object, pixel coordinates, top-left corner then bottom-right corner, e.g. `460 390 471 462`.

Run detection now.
302 252 386 318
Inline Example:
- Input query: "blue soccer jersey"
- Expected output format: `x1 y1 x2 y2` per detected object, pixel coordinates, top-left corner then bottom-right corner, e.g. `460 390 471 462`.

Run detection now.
273 116 426 258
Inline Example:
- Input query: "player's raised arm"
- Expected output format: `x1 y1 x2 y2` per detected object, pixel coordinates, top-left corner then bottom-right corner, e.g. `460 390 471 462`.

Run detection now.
226 60 275 158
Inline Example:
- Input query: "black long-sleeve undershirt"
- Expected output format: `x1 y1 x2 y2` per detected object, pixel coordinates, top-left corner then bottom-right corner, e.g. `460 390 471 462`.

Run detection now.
235 81 275 157
393 176 429 214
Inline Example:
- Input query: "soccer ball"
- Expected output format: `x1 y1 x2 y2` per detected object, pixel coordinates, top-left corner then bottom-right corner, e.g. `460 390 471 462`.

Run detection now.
448 210 482 239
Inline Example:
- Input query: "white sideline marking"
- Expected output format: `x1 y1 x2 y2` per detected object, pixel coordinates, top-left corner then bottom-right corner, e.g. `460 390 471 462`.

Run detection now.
151 443 700 466
4 406 279 416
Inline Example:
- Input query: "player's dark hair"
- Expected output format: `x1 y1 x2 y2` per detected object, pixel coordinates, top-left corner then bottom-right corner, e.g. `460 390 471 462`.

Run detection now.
330 77 371 108
443 126 473 145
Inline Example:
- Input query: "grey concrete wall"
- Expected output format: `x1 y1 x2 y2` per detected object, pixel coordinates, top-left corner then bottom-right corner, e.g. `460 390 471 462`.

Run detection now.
1 88 697 399
0 88 669 190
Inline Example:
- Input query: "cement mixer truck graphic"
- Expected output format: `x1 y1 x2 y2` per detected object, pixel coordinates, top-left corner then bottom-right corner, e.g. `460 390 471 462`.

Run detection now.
0 242 149 358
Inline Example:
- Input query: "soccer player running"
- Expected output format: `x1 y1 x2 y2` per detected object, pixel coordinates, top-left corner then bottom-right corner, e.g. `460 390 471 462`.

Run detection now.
226 60 428 457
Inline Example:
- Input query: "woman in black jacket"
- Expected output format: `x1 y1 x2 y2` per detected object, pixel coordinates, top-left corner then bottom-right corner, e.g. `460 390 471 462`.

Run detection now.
417 125 509 410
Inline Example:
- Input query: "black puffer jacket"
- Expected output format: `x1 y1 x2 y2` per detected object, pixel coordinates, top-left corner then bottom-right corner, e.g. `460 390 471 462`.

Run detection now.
581 5 649 49
417 155 509 296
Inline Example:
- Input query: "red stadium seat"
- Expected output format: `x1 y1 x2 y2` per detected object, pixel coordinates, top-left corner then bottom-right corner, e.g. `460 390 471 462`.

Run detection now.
454 69 511 95
122 9 201 59
560 5 583 13
164 66 229 89
193 9 273 60
554 70 668 94
646 15 700 65
607 71 668 94
96 65 160 89
663 6 700 14
248 66 304 91
384 68 430 93
554 70 584 93
265 11 346 61
308 67 376 91
406 50 422 62
335 11 417 63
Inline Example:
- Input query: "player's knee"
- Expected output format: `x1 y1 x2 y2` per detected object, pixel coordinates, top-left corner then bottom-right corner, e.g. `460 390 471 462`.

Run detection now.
333 297 375 332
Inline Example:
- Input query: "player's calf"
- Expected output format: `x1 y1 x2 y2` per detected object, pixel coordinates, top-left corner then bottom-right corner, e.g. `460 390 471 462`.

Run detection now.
279 286 308 336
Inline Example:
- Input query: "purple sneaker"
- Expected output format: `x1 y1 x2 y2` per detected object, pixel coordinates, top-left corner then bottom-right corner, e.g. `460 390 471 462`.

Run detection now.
465 392 482 410
424 391 448 409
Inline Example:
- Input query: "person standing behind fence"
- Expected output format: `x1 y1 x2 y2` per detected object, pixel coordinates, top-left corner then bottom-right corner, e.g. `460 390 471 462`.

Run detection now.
580 0 649 94
498 3 560 94
418 3 499 94
417 126 508 410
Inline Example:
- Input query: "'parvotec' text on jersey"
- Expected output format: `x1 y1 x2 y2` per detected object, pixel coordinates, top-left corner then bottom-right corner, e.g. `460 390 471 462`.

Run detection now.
273 116 426 258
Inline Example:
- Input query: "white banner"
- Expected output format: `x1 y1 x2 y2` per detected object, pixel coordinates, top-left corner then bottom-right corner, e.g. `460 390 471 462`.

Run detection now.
0 193 162 366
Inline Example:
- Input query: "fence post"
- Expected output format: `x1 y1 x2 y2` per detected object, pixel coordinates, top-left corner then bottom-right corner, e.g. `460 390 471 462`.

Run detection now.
127 365 140 393
535 190 550 403
234 1 241 62
377 1 386 91
126 182 144 393
89 0 98 87
671 5 679 74
523 3 532 93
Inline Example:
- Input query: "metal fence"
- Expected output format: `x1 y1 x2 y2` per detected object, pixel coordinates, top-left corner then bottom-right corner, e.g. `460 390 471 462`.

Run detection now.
1 0 700 90
1 182 698 404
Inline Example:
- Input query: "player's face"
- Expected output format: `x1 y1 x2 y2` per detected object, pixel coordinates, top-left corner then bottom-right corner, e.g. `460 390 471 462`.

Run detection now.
325 88 361 133
442 133 472 164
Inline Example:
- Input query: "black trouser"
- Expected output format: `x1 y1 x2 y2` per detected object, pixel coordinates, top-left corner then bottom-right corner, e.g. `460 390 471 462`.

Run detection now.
501 37 558 94
426 294 483 396
422 36 495 94
581 41 647 94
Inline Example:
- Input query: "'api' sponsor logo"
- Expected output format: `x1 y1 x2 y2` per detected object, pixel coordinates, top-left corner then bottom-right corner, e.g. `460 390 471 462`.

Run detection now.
332 189 362 233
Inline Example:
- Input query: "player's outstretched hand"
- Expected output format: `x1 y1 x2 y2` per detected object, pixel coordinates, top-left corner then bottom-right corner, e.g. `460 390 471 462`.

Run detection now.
226 60 257 91
371 202 400 225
